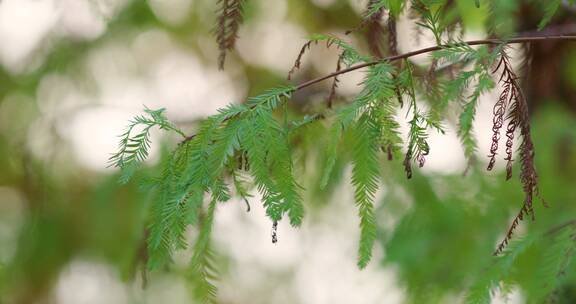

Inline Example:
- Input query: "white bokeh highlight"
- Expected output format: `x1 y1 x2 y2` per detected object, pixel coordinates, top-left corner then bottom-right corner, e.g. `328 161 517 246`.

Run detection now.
55 260 128 304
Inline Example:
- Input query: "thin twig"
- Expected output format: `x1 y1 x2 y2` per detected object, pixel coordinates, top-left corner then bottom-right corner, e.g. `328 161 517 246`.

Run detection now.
181 34 576 144
295 35 576 91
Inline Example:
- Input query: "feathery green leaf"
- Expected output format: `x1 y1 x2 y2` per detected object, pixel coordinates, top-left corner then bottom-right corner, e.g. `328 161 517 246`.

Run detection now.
109 107 184 184
188 199 219 304
538 0 562 30
351 113 380 268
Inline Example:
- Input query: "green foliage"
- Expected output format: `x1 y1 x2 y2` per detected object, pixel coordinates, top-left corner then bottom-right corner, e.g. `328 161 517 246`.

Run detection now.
240 104 303 224
367 0 405 18
147 143 195 270
3 0 576 303
319 62 402 268
188 199 219 304
360 63 403 158
351 113 380 268
411 0 445 44
465 234 538 304
465 224 576 304
104 1 576 302
538 0 562 30
375 106 576 303
129 87 304 275
0 261 4 292
114 31 571 301
487 0 520 36
428 44 499 162
397 61 441 177
321 62 398 188
459 69 494 160
533 225 576 301
319 119 346 189
431 42 479 65
308 34 369 65
109 107 184 184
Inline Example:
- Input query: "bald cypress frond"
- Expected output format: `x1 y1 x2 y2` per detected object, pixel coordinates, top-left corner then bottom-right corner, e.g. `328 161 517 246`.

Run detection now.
109 7 576 299
188 199 219 304
351 113 380 268
109 107 184 184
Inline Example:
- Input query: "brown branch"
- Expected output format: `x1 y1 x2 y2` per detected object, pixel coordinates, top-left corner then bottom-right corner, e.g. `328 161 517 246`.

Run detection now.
181 34 576 144
295 35 576 91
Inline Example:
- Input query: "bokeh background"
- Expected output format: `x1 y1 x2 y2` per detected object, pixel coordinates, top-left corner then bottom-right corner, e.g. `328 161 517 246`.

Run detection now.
0 0 576 303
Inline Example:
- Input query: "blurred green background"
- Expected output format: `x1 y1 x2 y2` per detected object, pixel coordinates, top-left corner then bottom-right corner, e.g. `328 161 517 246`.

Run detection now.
0 0 575 303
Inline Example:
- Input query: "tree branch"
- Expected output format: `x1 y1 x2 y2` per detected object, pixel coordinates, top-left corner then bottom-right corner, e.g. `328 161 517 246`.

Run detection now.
295 35 576 91
180 33 576 144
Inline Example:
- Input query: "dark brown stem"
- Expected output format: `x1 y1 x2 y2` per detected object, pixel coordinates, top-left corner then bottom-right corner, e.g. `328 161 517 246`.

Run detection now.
181 34 576 144
295 35 576 91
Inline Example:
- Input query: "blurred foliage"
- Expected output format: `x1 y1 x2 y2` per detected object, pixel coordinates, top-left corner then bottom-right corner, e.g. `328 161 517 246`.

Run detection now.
378 104 576 303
